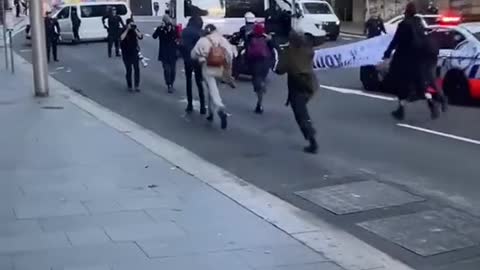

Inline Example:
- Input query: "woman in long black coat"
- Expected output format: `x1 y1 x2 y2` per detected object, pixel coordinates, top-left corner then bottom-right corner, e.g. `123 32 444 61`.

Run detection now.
153 15 178 93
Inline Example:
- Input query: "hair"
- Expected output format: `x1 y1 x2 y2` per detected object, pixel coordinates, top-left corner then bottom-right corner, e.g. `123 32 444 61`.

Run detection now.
405 2 417 17
204 24 217 35
187 15 203 29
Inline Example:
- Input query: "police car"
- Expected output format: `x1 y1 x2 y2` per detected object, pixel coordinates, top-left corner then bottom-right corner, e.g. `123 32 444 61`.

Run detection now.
362 16 480 104
384 14 440 34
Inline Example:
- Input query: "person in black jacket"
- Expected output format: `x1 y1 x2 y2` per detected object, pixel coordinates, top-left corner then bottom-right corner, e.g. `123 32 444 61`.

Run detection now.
45 11 61 63
102 7 125 57
71 7 81 42
120 18 144 92
153 14 178 93
383 2 438 120
181 16 206 114
364 13 386 38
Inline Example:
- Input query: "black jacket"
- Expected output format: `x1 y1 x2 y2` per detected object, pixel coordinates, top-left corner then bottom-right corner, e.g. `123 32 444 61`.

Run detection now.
153 22 178 63
364 17 386 38
102 15 125 33
45 17 60 39
180 21 202 63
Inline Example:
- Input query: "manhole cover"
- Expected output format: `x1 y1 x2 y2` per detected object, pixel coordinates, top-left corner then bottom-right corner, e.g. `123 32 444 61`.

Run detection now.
358 209 480 256
295 180 424 214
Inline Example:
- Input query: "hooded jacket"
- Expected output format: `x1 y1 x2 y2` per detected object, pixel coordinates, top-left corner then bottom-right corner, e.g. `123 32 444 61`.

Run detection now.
181 16 203 63
191 31 235 77
153 15 178 62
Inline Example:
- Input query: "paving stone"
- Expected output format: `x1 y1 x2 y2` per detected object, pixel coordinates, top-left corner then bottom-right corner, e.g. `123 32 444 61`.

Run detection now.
418 208 480 242
0 255 14 270
118 195 183 211
53 265 112 270
358 211 477 256
0 219 43 237
0 232 71 254
272 262 345 270
39 211 155 232
66 228 111 246
103 222 186 242
82 200 123 214
13 242 147 270
234 244 328 269
14 200 89 219
296 181 424 215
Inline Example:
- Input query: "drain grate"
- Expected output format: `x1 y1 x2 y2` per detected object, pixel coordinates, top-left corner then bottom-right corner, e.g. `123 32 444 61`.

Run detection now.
41 106 64 110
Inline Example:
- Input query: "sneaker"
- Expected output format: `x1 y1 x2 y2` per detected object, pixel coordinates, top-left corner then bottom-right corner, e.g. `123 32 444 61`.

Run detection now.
206 114 214 122
167 85 174 94
391 106 405 121
200 107 207 115
303 138 318 154
428 100 440 120
254 105 264 114
185 105 193 113
218 111 228 130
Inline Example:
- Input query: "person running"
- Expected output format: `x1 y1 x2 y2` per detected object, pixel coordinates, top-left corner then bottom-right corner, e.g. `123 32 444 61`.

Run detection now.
120 18 144 92
181 16 206 114
102 7 125 57
246 23 275 114
153 14 178 93
275 30 319 154
191 24 235 130
383 2 438 120
45 10 61 63
364 12 386 38
71 7 81 42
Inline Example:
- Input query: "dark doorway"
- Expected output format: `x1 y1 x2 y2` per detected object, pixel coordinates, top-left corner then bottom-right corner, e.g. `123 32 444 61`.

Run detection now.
130 0 153 16
334 0 353 21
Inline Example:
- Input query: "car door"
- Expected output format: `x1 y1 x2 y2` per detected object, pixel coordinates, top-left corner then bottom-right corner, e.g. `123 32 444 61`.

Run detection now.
429 28 468 76
55 6 73 41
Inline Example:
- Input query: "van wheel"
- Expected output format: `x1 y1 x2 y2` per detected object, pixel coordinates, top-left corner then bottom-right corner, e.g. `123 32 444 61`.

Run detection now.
443 69 470 105
360 65 381 92
329 34 339 41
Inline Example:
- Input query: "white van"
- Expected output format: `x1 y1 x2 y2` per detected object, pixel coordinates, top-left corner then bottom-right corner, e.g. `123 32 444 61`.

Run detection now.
28 1 132 42
295 0 340 41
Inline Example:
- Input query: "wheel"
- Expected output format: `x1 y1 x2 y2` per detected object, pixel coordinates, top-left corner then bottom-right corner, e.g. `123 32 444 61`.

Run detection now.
443 69 470 105
360 65 381 91
329 34 339 41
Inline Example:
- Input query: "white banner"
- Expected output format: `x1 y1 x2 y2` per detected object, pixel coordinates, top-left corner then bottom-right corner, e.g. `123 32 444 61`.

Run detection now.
313 34 394 70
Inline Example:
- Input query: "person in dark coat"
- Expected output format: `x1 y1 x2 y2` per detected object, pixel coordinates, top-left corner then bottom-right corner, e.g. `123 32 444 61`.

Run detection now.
246 23 276 114
45 11 61 63
275 30 319 154
14 0 20 17
71 7 81 42
153 14 178 93
181 16 206 114
120 18 144 92
102 7 125 57
364 13 386 38
383 2 438 120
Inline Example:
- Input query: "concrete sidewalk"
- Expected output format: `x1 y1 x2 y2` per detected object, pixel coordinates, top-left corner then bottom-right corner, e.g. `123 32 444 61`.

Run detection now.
340 21 364 37
0 60 345 269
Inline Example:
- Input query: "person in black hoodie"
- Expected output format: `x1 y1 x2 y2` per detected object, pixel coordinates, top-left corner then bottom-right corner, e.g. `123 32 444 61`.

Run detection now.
45 11 61 63
153 14 178 93
102 7 125 57
181 16 206 114
71 7 81 42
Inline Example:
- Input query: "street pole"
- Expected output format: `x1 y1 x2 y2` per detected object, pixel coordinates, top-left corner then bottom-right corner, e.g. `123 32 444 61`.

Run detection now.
30 0 49 96
1 0 9 70
8 29 14 74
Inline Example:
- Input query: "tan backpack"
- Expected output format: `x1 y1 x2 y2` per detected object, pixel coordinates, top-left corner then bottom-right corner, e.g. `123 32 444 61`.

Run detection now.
206 36 226 67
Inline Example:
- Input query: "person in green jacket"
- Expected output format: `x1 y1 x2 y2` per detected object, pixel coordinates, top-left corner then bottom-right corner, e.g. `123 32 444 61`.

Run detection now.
275 30 319 154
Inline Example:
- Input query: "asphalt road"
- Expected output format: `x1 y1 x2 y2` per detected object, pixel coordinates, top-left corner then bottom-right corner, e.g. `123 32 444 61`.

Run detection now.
13 21 480 269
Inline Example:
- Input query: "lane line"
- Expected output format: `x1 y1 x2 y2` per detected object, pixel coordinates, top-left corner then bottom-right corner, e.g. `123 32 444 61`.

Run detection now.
341 37 353 41
321 85 395 101
340 33 364 39
397 124 480 145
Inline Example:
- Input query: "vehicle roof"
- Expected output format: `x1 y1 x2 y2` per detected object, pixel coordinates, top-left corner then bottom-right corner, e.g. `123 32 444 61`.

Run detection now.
62 1 127 6
459 22 480 33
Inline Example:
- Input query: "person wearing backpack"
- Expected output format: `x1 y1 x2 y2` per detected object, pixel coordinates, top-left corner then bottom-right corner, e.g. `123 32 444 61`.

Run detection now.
191 24 235 130
246 23 275 114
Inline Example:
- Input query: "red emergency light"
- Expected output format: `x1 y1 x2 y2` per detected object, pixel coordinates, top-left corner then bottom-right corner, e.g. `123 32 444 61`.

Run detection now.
438 11 462 25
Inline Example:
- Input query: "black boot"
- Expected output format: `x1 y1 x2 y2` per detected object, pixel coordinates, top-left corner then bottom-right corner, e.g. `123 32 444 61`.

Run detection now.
218 110 228 130
254 104 264 114
428 99 440 120
206 113 214 122
391 105 405 121
304 137 318 154
200 107 207 115
185 105 193 113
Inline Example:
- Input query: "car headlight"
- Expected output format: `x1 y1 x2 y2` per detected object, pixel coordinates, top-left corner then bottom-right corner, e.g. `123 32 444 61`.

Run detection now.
336 21 340 25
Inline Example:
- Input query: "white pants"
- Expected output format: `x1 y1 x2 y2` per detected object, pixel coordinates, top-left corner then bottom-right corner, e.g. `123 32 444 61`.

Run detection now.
202 65 225 115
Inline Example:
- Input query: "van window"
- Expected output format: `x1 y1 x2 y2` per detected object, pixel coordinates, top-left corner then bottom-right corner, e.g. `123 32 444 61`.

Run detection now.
184 0 265 18
302 2 332 14
80 4 127 18
56 6 70 19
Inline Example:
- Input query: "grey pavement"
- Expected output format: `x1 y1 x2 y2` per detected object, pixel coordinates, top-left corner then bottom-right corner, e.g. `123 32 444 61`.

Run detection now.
340 21 364 36
10 20 480 270
0 56 343 269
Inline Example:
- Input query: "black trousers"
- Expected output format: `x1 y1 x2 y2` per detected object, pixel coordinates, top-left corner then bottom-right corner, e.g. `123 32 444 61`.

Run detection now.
290 92 316 141
107 32 120 57
123 56 140 88
73 26 80 41
46 38 58 62
15 4 20 17
162 60 177 86
185 61 205 108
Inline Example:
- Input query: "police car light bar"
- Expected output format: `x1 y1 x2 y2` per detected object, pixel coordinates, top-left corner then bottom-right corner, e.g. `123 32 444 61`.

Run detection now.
440 16 461 23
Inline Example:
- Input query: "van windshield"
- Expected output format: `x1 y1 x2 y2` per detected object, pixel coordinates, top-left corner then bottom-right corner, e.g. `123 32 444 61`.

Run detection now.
184 0 265 18
80 4 127 18
302 2 332 14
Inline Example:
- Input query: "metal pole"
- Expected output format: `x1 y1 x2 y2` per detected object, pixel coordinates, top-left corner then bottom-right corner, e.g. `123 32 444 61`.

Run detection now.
2 0 9 70
30 0 49 96
8 29 13 73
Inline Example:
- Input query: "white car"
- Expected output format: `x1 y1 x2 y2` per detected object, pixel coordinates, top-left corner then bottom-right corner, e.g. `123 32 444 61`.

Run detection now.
384 14 440 34
26 1 131 42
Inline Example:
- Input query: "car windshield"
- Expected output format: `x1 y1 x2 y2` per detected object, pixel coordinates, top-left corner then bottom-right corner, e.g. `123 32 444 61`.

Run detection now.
302 2 332 14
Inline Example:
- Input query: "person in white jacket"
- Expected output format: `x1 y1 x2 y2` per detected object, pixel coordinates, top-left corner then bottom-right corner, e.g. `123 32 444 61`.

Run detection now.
191 24 234 130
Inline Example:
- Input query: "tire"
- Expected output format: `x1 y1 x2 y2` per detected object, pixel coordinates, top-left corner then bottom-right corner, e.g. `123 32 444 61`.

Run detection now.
329 34 339 41
443 69 470 105
360 65 381 91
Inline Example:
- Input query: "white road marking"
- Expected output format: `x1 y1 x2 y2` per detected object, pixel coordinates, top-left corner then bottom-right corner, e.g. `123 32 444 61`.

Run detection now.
20 49 31 52
341 37 353 41
321 85 395 101
397 124 480 145
55 66 65 71
144 33 151 37
340 33 364 39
